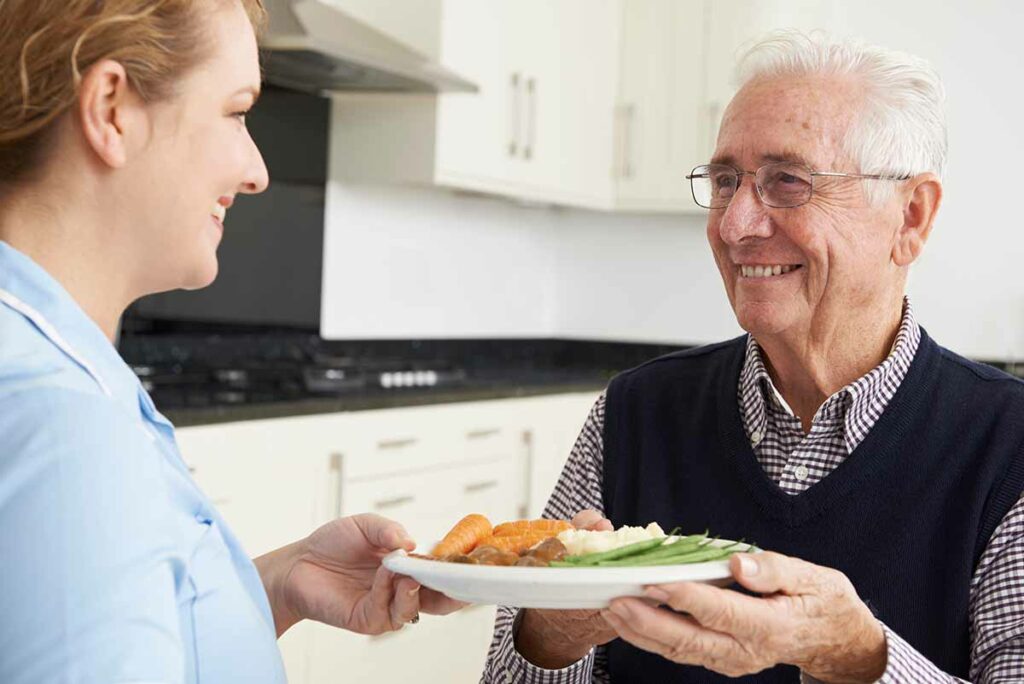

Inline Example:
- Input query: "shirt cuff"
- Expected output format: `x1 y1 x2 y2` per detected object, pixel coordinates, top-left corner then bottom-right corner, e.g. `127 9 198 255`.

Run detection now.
488 609 596 684
876 621 966 683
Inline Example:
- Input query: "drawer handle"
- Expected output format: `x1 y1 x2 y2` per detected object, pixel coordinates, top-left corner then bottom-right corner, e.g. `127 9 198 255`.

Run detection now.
374 495 415 510
467 428 500 440
464 480 499 494
377 438 418 450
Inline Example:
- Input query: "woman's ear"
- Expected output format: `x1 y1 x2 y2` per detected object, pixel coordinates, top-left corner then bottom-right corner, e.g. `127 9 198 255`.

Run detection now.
76 59 139 169
892 173 942 267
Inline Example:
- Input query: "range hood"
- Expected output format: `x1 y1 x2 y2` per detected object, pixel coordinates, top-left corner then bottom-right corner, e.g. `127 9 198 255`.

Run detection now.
261 0 477 94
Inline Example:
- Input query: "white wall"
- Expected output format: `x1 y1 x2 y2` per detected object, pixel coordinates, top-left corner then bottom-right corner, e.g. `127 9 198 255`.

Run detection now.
320 184 558 339
322 1 1024 358
830 0 1024 360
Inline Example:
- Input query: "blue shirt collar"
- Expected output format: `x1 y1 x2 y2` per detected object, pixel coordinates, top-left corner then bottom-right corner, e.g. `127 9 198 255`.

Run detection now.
0 240 145 420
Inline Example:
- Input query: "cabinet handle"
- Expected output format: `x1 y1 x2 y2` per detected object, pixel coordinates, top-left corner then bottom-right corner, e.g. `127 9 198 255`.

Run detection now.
464 480 500 494
374 495 415 510
523 77 536 160
706 101 721 159
508 72 520 157
616 104 636 179
377 437 418 450
330 452 344 519
467 428 501 440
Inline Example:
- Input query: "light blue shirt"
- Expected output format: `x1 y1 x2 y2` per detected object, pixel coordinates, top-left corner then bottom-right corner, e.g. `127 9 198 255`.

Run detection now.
0 241 286 683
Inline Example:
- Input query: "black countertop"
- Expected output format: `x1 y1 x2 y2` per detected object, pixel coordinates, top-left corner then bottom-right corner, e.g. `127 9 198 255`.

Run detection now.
164 378 608 427
120 328 1024 429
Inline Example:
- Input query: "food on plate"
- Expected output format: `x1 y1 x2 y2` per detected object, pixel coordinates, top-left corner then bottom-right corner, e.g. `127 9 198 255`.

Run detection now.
425 514 753 568
474 531 558 555
556 522 666 556
492 519 573 537
431 513 493 557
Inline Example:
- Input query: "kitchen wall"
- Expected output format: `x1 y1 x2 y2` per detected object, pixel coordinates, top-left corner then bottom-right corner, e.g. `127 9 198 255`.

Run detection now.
321 0 1024 360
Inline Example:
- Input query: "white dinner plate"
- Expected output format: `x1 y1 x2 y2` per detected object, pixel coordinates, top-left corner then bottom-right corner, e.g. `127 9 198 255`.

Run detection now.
383 539 757 609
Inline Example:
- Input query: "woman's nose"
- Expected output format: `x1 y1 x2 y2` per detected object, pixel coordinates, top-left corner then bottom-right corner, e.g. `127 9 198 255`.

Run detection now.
240 137 270 195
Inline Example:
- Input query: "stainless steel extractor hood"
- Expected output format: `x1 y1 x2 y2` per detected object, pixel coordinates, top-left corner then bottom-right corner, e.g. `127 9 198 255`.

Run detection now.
261 0 477 94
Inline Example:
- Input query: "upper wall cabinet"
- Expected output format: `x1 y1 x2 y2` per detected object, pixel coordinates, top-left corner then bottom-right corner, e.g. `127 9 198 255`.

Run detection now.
434 0 707 213
329 0 839 213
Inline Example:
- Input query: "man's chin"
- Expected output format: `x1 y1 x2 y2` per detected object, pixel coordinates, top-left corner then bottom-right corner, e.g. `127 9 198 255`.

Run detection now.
733 302 797 338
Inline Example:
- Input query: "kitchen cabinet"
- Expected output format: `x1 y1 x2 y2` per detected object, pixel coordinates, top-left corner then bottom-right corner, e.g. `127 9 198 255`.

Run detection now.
434 0 706 212
176 391 600 684
332 0 840 213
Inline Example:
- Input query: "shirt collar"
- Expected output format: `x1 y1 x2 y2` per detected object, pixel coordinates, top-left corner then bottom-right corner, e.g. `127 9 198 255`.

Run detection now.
738 297 921 452
0 240 144 420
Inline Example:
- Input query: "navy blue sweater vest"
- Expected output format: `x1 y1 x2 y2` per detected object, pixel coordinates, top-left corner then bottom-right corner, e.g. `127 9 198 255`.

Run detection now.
602 331 1024 682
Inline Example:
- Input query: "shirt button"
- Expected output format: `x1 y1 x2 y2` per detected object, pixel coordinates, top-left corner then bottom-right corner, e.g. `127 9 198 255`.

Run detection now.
504 671 514 684
794 465 809 482
750 430 763 445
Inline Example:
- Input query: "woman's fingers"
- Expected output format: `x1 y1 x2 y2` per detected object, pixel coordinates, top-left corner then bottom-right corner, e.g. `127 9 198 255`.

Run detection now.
418 587 468 615
389 576 421 628
351 513 415 552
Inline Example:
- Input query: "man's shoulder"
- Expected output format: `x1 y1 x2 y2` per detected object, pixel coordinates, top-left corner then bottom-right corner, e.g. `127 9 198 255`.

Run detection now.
612 336 747 386
933 342 1024 390
923 336 1024 416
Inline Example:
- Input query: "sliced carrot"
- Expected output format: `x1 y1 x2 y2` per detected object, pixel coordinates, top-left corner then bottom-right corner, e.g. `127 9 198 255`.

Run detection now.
475 531 555 554
431 514 493 557
492 519 572 537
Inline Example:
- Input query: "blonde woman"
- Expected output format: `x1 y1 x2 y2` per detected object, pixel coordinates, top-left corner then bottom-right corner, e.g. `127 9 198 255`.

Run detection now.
0 1 459 681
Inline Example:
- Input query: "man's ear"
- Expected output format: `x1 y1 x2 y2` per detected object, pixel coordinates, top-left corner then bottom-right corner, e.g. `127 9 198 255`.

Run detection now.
76 59 140 169
892 173 942 267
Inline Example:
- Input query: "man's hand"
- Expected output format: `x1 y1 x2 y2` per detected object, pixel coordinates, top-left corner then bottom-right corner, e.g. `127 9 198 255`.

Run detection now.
600 551 888 683
258 514 465 637
514 509 619 669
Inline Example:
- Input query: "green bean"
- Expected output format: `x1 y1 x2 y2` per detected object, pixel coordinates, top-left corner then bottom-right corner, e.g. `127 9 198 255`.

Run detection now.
563 537 670 565
594 536 707 564
597 546 741 566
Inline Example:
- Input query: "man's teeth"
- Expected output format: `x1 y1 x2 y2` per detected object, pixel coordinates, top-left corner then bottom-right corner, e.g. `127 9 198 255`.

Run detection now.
739 264 799 278
212 204 227 223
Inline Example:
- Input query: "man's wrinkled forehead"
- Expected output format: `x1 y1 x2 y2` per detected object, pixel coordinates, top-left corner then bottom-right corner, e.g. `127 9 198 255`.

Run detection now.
714 75 862 168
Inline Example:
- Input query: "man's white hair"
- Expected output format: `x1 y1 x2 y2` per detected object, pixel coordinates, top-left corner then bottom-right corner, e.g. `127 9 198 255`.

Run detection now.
735 30 947 204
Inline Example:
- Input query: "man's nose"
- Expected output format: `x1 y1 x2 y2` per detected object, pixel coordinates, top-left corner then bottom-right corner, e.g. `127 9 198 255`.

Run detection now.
716 179 773 245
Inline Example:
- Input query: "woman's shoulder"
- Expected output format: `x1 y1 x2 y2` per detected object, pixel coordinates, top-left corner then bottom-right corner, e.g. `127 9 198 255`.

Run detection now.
0 385 161 484
0 305 106 398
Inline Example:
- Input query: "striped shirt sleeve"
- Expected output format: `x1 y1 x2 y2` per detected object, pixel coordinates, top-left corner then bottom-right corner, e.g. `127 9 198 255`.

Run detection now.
480 394 610 684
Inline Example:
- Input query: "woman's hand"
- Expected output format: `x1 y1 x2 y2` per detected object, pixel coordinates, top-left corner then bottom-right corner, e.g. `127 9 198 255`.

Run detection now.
514 509 619 668
256 514 465 637
600 551 887 681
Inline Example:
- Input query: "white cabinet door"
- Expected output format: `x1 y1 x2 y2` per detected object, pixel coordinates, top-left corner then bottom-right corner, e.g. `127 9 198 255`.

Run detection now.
435 0 517 189
515 0 619 206
177 415 342 684
615 0 706 210
526 393 602 517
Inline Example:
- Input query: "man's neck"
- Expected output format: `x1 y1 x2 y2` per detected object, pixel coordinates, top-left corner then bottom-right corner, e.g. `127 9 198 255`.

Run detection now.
755 299 905 433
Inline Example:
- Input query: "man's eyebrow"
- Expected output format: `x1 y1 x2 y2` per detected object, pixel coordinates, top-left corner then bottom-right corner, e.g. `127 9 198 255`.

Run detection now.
710 153 738 167
760 151 814 167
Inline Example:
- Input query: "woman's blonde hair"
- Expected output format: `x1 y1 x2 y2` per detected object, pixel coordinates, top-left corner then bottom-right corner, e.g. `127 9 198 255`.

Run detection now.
0 0 266 186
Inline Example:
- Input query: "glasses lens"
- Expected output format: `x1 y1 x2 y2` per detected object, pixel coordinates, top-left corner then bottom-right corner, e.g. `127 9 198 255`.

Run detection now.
757 162 813 208
690 164 738 208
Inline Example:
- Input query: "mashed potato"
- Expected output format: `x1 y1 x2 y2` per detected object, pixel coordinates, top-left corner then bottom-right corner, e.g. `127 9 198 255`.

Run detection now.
556 522 667 556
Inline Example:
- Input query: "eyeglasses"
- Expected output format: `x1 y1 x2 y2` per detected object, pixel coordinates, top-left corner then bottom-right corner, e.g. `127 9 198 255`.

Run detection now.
686 162 912 209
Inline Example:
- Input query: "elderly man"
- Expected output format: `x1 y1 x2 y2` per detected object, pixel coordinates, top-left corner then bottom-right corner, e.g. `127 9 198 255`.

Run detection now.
482 32 1024 683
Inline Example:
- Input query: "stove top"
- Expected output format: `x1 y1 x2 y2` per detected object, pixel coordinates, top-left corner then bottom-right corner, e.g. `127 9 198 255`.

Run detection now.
119 334 467 410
